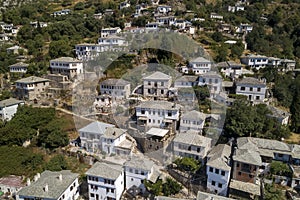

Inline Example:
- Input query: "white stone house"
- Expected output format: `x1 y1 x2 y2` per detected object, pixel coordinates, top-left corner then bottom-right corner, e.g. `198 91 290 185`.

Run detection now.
50 57 83 79
210 13 224 21
145 23 159 31
135 100 181 129
124 156 155 192
17 170 79 200
198 71 223 97
155 16 176 26
100 78 131 101
9 62 28 73
143 71 172 99
157 5 172 14
79 121 115 152
119 1 130 9
75 43 101 60
0 98 24 121
240 54 268 70
174 75 198 88
218 61 243 79
172 130 212 163
101 127 133 156
206 144 231 196
235 77 267 104
179 110 206 133
0 176 25 197
182 57 212 75
267 105 290 125
236 23 253 34
86 162 124 200
15 76 50 101
98 36 128 47
101 27 121 38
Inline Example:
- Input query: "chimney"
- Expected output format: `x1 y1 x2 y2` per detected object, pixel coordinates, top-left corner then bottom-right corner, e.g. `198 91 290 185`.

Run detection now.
44 184 48 192
34 175 38 182
59 174 62 181
37 173 40 178
27 178 31 186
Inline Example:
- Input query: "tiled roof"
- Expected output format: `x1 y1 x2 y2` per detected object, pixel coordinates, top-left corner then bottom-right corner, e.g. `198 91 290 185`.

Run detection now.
50 57 81 63
0 98 23 108
102 127 126 139
15 76 49 84
136 100 181 110
0 175 25 188
124 156 154 171
200 71 222 78
236 77 266 87
229 179 260 196
207 144 231 171
78 121 115 135
9 62 29 68
86 162 123 180
190 57 211 63
100 78 130 86
233 148 262 166
173 132 212 147
17 170 78 199
143 71 171 80
197 191 235 200
181 110 206 121
175 75 198 82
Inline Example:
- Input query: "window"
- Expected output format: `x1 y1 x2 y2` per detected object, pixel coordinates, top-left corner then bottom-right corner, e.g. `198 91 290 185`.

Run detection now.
161 89 164 94
250 87 253 91
256 96 260 100
135 169 139 174
278 153 283 157
106 188 109 193
218 183 222 188
215 169 219 174
91 193 95 197
111 189 114 193
161 82 164 86
221 171 225 176
209 167 213 172
212 181 216 186
141 109 145 114
241 86 245 91
257 87 261 92
238 172 242 176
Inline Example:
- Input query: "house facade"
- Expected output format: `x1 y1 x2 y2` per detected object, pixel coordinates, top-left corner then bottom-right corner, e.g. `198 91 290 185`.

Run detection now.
143 71 172 99
235 77 267 104
183 57 212 75
0 98 24 121
179 110 206 133
174 75 198 88
79 121 115 152
75 43 101 60
50 57 83 79
240 54 268 69
100 78 131 101
86 162 124 200
173 131 212 162
0 176 25 197
17 170 79 200
9 62 28 73
198 71 222 97
218 61 243 79
15 76 50 101
100 27 121 38
206 144 231 196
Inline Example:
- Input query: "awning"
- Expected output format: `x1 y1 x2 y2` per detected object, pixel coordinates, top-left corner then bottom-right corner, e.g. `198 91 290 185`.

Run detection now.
138 116 148 121
163 119 173 123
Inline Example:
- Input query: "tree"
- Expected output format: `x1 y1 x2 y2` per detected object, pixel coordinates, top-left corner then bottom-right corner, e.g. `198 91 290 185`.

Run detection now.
162 178 182 196
214 45 228 62
211 32 223 42
49 39 72 59
45 155 69 171
270 161 292 177
290 76 300 133
174 157 201 173
264 183 285 200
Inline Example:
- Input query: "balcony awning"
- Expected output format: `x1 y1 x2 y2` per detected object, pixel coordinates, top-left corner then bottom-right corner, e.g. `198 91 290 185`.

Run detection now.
138 116 147 121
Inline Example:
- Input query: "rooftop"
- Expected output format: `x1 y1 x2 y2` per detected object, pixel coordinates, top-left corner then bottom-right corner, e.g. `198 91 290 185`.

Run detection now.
175 75 198 83
15 76 49 84
267 105 291 119
197 191 235 200
50 57 81 63
173 132 212 147
136 100 181 110
17 170 78 199
78 121 115 135
0 175 25 188
218 61 242 68
124 156 154 171
200 71 222 79
207 144 231 171
229 179 260 196
143 71 171 80
100 78 130 86
9 62 29 68
0 98 24 108
233 148 262 166
102 127 126 139
146 128 169 138
85 162 123 180
190 57 211 63
181 110 206 121
236 77 266 87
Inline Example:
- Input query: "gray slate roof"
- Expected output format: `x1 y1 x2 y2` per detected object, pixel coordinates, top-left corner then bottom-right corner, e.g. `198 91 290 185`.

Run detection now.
200 71 222 78
236 77 266 87
217 61 242 68
173 132 212 147
100 78 130 86
50 57 81 63
143 71 171 80
190 57 211 63
207 144 231 171
15 76 49 84
267 105 290 119
136 100 181 110
0 98 23 108
86 162 123 180
124 156 154 171
17 170 78 199
78 121 115 134
233 148 262 166
197 191 235 200
9 62 29 68
102 127 126 139
181 110 206 121
229 179 260 196
175 75 198 82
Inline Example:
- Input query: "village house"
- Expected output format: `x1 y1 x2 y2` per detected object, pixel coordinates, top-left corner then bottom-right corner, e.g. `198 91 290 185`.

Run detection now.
174 75 198 88
6 45 24 54
8 62 28 73
235 77 267 104
135 100 181 130
100 27 121 38
206 144 231 196
155 16 176 26
50 57 83 79
182 57 212 75
16 170 79 200
198 71 223 97
156 5 172 15
0 98 24 121
281 58 296 71
0 22 13 32
75 43 101 60
267 57 281 67
240 54 268 69
267 105 290 125
143 71 172 99
142 127 172 153
119 1 130 9
0 176 25 197
79 121 115 152
101 127 135 156
15 76 50 101
218 61 243 79
99 78 131 101
145 22 160 31
86 162 124 200
236 23 253 34
124 156 157 193
210 13 224 21
228 3 245 12
98 36 128 47
30 21 48 28
179 110 206 133
53 9 70 17
173 130 212 163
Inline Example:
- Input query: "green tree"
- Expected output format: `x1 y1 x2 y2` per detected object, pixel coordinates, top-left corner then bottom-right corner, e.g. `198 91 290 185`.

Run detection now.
45 155 69 171
49 39 72 59
174 157 201 173
270 161 292 177
264 183 285 200
211 32 223 42
162 178 182 196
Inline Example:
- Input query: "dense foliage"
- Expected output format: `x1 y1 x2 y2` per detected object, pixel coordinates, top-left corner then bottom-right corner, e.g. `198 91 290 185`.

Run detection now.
144 178 182 196
264 183 286 200
269 161 293 177
174 157 201 173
